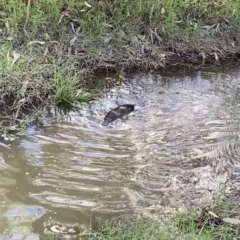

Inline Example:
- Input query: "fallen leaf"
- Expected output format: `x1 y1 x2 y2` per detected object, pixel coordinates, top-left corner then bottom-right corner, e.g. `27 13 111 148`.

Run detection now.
11 51 21 66
58 10 70 24
70 36 77 45
103 23 113 28
138 34 146 41
104 37 112 44
200 51 206 60
7 125 18 131
67 46 72 55
208 211 219 218
7 51 11 64
18 98 26 104
27 41 45 46
84 1 91 8
43 47 48 57
223 218 240 225
75 27 81 35
162 88 168 94
160 53 166 58
19 81 29 97
154 29 162 42
213 52 219 61
70 22 76 34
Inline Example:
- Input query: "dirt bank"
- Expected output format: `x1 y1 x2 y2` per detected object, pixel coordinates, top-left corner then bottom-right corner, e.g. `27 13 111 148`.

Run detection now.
1 0 240 134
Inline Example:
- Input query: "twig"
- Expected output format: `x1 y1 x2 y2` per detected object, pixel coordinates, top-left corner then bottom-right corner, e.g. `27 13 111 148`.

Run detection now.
15 105 21 119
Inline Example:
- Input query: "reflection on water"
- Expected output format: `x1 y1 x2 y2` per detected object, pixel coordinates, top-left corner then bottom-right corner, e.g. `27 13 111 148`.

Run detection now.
1 67 240 238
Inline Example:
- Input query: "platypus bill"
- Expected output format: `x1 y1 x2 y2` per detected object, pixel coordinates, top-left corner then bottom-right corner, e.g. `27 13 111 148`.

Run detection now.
102 104 135 126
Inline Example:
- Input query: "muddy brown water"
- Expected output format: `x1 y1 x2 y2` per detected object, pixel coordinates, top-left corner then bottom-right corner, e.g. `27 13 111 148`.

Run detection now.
1 66 240 239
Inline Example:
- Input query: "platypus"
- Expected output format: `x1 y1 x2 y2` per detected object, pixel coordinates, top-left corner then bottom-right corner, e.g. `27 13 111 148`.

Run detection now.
102 104 135 126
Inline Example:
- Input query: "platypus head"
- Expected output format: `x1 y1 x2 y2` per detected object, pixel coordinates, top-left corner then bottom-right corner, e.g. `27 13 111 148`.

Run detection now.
102 104 135 126
119 104 135 111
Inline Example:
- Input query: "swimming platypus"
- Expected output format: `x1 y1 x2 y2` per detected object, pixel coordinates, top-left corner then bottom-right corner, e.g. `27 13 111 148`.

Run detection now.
102 104 135 126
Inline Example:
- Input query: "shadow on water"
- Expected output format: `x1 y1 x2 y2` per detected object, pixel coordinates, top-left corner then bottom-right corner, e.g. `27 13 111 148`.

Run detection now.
1 66 240 238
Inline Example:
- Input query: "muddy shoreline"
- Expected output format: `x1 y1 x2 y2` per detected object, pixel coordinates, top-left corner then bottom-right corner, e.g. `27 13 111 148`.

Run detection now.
1 19 240 110
1 19 240 135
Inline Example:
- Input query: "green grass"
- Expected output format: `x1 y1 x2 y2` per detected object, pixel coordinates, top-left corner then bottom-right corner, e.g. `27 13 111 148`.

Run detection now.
54 73 78 105
89 207 240 240
95 219 176 240
42 210 240 240
1 0 240 35
174 212 239 240
53 73 95 106
38 198 240 240
39 197 240 240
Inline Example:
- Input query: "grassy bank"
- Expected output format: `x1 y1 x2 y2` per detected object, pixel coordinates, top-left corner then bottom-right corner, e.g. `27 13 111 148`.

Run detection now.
1 0 240 133
43 198 240 239
93 210 240 240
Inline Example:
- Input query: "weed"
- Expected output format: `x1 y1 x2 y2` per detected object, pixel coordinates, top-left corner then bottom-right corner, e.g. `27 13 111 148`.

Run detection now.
91 209 240 240
76 89 96 103
53 73 94 106
174 204 240 240
53 73 79 105
93 218 176 240
39 200 240 240
1 0 240 35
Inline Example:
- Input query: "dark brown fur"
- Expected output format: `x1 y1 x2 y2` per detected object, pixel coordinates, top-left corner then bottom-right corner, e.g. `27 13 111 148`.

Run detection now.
102 104 135 126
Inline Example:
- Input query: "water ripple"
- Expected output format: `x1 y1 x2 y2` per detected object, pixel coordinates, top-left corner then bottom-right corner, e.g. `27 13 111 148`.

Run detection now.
1 69 240 236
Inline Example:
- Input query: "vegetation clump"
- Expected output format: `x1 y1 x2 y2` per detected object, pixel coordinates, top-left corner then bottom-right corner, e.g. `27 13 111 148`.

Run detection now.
77 199 240 240
38 194 240 240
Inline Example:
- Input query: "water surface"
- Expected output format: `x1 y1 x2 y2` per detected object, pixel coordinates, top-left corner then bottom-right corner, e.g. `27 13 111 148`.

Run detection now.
1 66 240 238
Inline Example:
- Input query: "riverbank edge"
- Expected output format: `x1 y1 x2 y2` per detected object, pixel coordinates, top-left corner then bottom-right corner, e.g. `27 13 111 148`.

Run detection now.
81 170 240 240
1 2 240 134
40 166 240 239
43 192 240 240
1 24 240 136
